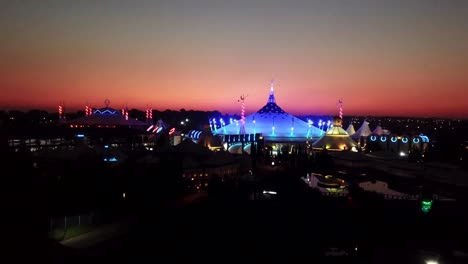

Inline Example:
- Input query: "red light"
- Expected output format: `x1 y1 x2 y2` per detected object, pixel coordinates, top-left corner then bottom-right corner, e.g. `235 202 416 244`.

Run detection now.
169 128 176 135
85 106 91 116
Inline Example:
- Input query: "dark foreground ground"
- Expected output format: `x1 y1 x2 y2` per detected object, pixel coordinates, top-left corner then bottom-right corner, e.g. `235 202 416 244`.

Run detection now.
84 199 467 264
7 173 468 264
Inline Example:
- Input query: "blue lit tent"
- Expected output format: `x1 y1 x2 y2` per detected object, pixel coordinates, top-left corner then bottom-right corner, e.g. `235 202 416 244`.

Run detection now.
68 100 146 127
213 81 322 141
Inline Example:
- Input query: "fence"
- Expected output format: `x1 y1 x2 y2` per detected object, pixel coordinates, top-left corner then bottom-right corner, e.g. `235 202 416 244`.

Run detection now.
49 212 101 232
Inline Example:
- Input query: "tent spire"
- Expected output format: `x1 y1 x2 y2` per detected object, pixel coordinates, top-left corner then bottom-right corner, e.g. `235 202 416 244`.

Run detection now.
268 79 276 104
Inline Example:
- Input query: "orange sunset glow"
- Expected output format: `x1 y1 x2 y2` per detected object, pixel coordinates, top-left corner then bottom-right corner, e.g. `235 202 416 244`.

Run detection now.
1 1 467 118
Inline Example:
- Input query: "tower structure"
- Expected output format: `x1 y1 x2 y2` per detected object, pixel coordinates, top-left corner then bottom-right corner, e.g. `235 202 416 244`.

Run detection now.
337 99 343 121
146 105 153 123
239 94 247 134
58 102 63 119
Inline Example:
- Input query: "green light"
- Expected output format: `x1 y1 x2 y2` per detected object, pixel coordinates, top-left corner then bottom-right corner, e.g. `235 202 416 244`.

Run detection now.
421 199 433 213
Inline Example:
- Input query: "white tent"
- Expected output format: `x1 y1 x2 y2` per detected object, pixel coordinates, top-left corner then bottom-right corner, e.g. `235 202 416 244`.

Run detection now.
346 124 355 135
373 126 383 135
351 121 372 139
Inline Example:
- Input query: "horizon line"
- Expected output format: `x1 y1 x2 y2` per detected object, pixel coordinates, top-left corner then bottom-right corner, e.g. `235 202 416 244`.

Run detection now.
1 106 466 120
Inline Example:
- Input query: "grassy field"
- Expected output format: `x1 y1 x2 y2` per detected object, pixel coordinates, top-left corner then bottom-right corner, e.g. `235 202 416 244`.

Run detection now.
49 225 94 241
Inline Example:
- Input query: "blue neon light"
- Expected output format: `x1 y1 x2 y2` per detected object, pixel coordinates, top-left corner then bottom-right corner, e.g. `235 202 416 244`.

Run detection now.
93 109 118 115
420 135 429 143
156 127 163 133
391 136 397 143
402 137 408 143
413 138 420 144
370 135 377 141
76 134 85 138
381 136 387 142
104 145 109 149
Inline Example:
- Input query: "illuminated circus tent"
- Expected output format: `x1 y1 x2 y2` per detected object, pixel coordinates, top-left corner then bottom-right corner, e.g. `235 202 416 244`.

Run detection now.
312 117 357 151
213 81 322 141
68 99 146 128
147 119 169 134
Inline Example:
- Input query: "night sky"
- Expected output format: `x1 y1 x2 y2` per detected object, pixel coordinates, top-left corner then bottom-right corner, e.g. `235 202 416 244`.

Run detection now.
1 1 467 117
